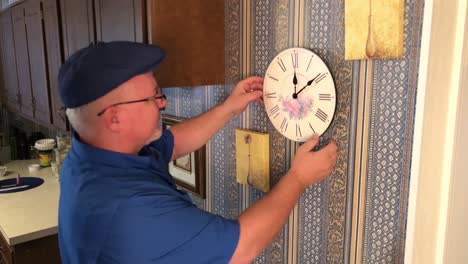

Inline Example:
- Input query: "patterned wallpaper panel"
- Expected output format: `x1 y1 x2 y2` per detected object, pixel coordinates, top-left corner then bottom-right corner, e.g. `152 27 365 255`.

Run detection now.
362 0 423 262
162 0 424 263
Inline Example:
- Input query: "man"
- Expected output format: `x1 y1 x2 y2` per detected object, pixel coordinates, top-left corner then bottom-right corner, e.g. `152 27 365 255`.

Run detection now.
58 41 338 264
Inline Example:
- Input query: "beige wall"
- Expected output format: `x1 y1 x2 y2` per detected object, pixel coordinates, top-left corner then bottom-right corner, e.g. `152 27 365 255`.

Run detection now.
406 0 468 263
444 4 468 262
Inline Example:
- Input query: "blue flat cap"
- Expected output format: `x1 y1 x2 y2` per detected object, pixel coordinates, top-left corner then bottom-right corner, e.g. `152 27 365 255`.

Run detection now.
58 41 165 108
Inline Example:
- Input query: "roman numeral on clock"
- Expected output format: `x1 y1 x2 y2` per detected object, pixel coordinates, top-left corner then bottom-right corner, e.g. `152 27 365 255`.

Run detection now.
268 75 279 81
309 122 316 134
306 55 314 71
280 117 288 131
315 108 328 123
291 52 299 69
319 93 332 101
266 92 277 98
278 58 287 72
315 73 328 83
296 124 302 137
270 105 280 115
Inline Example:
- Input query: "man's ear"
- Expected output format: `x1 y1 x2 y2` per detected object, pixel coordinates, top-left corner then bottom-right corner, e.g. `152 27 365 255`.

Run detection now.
101 107 121 132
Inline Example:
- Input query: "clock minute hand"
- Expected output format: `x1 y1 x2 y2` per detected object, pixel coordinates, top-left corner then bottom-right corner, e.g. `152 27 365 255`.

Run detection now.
296 73 320 96
292 70 298 98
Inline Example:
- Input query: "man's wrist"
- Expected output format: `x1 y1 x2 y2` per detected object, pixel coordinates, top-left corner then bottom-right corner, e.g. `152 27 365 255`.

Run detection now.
220 99 238 118
285 170 308 193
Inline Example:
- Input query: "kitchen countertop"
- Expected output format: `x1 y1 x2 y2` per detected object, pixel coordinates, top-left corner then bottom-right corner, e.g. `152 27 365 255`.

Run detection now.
0 159 60 246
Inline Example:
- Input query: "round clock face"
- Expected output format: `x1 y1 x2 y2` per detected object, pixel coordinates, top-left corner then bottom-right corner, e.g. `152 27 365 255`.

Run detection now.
263 48 336 142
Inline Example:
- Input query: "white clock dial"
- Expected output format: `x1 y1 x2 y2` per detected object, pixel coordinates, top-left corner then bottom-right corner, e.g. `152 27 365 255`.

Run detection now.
263 48 336 142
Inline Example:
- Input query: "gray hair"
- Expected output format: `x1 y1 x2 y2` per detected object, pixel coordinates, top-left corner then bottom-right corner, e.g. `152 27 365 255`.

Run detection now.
65 103 97 138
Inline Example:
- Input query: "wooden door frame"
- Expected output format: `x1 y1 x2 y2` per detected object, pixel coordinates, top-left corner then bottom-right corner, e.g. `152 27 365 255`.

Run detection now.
405 0 468 263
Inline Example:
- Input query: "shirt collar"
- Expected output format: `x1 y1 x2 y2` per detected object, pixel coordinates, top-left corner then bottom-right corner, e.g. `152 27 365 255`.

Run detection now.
70 133 155 169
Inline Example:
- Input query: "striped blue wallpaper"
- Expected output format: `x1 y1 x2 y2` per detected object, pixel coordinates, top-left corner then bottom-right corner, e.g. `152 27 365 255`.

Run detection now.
162 0 424 263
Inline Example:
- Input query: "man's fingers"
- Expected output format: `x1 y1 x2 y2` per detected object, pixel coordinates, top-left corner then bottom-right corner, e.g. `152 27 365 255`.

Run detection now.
243 80 263 94
245 76 264 84
244 77 263 89
247 90 263 102
299 135 320 153
323 139 338 154
248 82 263 91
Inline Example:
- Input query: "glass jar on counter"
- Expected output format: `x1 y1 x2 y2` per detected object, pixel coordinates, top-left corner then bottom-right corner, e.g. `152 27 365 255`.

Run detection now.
38 149 53 167
35 138 56 167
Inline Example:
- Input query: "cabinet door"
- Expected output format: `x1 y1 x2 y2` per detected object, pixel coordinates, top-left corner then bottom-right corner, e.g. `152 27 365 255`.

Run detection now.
60 0 95 58
43 0 67 130
151 0 225 87
0 10 19 111
95 0 147 42
0 230 14 264
0 15 4 103
11 5 33 118
25 1 51 125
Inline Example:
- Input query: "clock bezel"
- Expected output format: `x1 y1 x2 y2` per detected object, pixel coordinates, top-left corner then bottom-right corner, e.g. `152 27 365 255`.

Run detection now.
263 47 336 142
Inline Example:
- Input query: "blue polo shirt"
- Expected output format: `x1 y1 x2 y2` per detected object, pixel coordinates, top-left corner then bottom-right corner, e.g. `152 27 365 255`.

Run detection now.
58 130 239 263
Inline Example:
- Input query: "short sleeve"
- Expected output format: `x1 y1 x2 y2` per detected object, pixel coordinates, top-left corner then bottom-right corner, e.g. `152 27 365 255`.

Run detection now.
100 194 240 264
160 215 240 263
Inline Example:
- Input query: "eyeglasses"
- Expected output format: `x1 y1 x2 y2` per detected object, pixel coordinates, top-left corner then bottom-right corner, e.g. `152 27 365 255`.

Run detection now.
97 94 166 116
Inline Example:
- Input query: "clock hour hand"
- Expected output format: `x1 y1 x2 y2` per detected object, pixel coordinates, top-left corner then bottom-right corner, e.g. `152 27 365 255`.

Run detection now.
296 73 320 96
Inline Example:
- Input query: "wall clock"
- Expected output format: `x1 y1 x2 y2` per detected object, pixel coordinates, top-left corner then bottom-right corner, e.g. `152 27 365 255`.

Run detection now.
263 47 336 142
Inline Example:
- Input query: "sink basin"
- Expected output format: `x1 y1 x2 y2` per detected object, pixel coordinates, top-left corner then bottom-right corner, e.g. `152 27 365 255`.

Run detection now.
0 177 44 194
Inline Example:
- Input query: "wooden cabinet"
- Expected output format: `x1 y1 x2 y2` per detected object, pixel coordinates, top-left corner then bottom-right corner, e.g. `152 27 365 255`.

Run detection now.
0 230 14 264
151 0 225 87
11 5 33 118
42 0 67 130
24 0 51 125
61 0 147 59
60 0 95 58
0 232 61 264
94 0 147 43
0 0 65 130
8 0 63 128
1 0 151 129
0 9 19 111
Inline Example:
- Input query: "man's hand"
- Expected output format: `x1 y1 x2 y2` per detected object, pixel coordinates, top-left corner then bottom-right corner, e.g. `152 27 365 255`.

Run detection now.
290 135 338 188
223 76 264 116
168 76 263 161
230 134 338 263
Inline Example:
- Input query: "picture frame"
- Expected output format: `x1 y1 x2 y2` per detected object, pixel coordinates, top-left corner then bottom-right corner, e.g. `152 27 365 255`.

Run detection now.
162 114 206 198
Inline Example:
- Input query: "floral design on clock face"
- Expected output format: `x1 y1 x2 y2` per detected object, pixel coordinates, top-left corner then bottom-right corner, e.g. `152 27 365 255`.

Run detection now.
280 95 314 120
263 48 336 142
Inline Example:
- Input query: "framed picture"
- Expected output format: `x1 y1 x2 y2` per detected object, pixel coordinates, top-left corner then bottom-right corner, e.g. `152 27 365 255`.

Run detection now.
162 114 206 198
